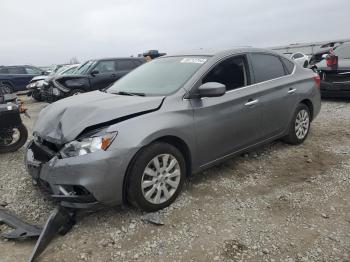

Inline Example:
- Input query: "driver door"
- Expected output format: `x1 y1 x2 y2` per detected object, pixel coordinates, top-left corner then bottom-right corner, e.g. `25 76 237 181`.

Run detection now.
89 60 119 90
191 55 263 167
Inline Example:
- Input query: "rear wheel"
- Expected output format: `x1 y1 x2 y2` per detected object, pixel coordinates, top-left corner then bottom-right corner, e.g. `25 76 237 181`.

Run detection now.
283 104 310 145
0 125 28 153
127 142 186 212
0 84 13 94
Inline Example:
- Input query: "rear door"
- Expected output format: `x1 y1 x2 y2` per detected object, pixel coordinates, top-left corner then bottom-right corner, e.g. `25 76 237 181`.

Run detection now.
249 53 298 139
89 60 118 90
191 55 263 167
9 67 31 91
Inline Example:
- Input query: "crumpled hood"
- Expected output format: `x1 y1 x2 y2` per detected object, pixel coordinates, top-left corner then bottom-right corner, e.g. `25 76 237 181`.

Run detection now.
34 91 164 144
30 75 47 83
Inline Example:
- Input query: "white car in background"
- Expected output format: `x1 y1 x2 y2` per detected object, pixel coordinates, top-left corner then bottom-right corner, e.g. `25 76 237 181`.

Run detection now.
290 52 309 68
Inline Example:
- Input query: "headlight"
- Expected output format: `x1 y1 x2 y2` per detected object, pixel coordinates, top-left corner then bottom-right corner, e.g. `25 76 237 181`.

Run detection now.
27 82 36 89
52 87 61 96
60 131 117 158
36 80 45 87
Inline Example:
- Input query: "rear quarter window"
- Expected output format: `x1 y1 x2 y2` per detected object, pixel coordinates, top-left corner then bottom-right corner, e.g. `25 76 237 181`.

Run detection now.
251 53 286 83
280 57 295 74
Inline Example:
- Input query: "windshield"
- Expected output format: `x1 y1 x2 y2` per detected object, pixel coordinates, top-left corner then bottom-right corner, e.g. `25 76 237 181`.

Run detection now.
55 65 70 75
74 61 96 75
60 66 78 75
107 56 208 96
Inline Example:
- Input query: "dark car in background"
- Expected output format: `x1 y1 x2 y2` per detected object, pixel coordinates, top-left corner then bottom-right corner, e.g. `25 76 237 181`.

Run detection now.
42 57 145 102
0 65 47 93
314 42 350 98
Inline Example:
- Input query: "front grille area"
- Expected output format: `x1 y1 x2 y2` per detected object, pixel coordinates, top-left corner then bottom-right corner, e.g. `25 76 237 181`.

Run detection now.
31 141 52 163
32 137 61 163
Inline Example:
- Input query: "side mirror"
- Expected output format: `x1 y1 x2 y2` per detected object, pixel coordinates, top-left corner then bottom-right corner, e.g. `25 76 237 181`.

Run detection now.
197 82 226 98
42 71 48 75
90 70 99 76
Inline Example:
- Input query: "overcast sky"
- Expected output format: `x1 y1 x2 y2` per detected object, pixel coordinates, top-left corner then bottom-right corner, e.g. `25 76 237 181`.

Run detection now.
1 0 349 66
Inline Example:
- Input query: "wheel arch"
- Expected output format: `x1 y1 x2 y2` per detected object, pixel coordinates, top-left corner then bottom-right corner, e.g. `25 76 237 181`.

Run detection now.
300 99 314 121
122 135 193 205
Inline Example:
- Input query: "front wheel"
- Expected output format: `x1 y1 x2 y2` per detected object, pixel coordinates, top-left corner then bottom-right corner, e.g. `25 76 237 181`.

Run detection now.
282 104 311 145
32 90 43 101
0 125 28 153
126 142 186 212
68 89 84 97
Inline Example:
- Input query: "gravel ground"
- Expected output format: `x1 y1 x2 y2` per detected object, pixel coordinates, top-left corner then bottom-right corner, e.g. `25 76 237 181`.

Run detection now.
0 96 349 262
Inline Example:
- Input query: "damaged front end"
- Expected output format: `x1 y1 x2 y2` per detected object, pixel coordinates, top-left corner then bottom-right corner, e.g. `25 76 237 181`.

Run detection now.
25 137 103 209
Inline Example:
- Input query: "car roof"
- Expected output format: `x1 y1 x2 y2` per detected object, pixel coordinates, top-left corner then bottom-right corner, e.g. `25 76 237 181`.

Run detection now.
162 47 280 58
1 65 40 68
93 57 146 61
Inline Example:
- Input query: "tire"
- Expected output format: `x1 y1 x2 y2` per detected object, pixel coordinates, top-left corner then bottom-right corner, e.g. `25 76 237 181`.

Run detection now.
282 104 311 145
126 142 186 212
0 125 28 153
0 84 13 94
32 90 43 101
68 89 84 97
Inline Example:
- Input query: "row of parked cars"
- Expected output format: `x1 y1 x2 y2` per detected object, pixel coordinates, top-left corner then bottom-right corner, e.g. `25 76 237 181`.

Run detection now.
1 44 349 101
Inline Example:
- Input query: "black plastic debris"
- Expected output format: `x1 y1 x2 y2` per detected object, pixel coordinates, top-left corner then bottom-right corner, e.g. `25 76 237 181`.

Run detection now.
0 206 76 262
29 206 76 262
0 207 42 239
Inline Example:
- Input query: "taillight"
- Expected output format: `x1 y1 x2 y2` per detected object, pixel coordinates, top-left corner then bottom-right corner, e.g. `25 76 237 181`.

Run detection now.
326 55 338 67
313 74 320 88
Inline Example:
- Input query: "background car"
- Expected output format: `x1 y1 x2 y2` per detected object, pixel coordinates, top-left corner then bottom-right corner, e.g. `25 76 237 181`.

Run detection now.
290 52 309 68
27 64 80 101
42 57 145 102
314 42 350 98
309 41 345 66
0 65 47 93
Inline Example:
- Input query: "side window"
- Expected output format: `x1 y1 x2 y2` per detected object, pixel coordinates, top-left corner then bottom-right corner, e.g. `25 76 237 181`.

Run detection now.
202 56 248 91
25 67 42 75
280 57 295 74
133 60 143 66
292 53 303 59
94 61 116 73
0 67 9 74
251 53 286 83
335 44 350 59
8 67 26 74
116 60 137 70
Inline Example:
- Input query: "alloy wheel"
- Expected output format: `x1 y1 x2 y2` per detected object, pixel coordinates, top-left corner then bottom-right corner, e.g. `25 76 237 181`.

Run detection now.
295 109 310 140
141 154 181 204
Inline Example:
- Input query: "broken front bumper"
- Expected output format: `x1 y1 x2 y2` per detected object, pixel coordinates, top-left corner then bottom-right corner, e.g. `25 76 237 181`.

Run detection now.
25 140 134 208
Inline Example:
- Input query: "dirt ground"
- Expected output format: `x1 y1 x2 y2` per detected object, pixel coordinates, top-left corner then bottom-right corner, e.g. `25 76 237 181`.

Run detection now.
0 96 349 262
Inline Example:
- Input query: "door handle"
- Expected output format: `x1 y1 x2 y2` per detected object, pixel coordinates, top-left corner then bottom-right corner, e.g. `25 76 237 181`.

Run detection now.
288 88 296 94
244 99 259 106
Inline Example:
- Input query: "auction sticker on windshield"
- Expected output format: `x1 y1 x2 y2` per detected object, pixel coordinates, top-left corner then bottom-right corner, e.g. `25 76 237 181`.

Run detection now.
180 58 207 64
